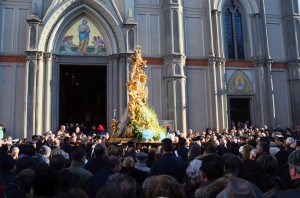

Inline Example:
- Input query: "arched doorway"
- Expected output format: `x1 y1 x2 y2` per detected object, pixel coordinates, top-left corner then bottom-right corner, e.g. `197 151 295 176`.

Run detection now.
25 1 127 136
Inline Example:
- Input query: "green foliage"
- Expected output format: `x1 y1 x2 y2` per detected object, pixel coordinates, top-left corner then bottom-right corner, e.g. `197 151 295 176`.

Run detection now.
127 105 165 141
134 105 165 140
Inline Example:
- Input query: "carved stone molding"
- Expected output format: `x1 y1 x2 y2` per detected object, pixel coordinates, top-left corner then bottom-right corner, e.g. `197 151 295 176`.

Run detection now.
288 61 300 80
253 57 266 67
27 15 42 24
208 55 217 66
163 54 186 79
26 51 44 61
44 53 53 61
266 59 273 67
217 57 226 67
163 54 186 65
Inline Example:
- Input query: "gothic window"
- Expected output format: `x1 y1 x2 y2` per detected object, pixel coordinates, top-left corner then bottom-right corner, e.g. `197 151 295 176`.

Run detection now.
175 64 181 75
172 0 178 4
173 10 180 53
128 29 134 51
223 0 245 60
28 62 35 100
30 26 36 49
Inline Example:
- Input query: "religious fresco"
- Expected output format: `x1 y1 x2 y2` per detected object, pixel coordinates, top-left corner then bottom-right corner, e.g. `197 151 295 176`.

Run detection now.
228 71 253 94
60 18 107 55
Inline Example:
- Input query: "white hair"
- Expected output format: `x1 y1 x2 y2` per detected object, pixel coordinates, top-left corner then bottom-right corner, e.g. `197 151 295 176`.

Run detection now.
186 159 202 181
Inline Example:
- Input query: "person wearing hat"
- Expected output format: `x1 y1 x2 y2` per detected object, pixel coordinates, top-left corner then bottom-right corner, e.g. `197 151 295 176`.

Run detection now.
274 150 300 198
216 176 264 198
135 152 150 174
97 125 105 136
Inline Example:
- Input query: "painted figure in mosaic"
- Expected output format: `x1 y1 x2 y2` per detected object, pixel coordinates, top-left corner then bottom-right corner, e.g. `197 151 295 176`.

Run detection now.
92 36 105 55
234 76 245 91
63 35 74 54
78 18 90 55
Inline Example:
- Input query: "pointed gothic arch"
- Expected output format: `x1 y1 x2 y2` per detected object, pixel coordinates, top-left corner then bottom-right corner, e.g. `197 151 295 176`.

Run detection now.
38 1 125 54
213 0 259 14
211 0 259 59
227 70 253 94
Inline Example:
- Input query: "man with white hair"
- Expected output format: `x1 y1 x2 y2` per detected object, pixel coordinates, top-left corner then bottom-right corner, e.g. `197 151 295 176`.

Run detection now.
11 147 20 159
286 137 296 153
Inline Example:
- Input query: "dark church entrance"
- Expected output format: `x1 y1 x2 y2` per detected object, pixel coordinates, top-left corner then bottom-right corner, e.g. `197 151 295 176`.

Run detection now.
229 98 251 127
59 65 107 129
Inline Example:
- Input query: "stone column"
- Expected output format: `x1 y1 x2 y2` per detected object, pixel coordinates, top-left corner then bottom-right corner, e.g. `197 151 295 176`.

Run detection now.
162 0 184 54
265 59 275 127
208 55 218 128
52 56 59 132
44 53 54 132
251 0 275 127
216 58 227 129
163 54 187 133
250 13 262 57
35 51 44 135
288 61 300 125
282 1 300 125
253 58 274 127
26 7 42 136
209 8 228 130
108 54 120 126
118 53 132 117
25 51 43 137
162 0 187 132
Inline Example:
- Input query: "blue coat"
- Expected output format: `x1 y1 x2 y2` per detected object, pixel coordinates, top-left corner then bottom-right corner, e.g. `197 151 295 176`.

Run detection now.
150 152 186 181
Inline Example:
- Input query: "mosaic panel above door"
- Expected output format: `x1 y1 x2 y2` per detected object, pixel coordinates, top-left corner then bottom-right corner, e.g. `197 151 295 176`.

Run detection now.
59 18 107 55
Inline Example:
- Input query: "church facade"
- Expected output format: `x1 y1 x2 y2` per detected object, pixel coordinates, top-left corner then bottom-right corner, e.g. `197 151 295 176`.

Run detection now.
0 0 299 138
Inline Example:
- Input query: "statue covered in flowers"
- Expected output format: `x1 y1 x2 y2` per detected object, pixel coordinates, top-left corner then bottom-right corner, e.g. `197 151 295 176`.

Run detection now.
126 47 165 141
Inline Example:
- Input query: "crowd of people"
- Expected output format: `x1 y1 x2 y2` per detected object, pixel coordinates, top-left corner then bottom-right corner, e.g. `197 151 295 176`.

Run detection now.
0 121 300 197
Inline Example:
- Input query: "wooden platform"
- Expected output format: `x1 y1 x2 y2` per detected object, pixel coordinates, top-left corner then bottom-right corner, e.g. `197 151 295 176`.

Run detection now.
107 137 177 147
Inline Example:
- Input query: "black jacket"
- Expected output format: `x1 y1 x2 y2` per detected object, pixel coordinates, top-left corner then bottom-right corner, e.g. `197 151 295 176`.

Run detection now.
274 179 300 198
150 152 185 181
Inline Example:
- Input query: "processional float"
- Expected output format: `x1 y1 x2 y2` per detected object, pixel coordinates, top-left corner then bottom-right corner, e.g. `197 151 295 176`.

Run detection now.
110 47 166 143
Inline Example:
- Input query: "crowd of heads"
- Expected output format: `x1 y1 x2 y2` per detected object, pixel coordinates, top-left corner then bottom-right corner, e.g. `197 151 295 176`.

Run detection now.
0 121 300 197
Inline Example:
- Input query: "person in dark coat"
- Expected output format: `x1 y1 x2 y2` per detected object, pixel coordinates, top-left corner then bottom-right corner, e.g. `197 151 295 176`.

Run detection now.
16 144 47 174
274 150 300 198
51 138 67 158
150 138 185 181
60 137 74 159
176 138 189 163
84 143 107 174
87 156 121 198
66 148 92 191
0 154 18 198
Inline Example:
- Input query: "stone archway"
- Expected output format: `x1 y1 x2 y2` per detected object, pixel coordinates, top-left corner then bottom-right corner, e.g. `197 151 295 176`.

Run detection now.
25 1 128 135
